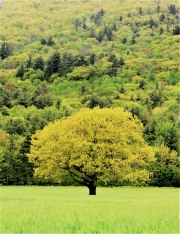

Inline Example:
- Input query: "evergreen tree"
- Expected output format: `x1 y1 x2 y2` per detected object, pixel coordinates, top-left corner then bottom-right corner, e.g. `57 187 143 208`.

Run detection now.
159 27 164 35
41 38 46 45
75 55 88 67
121 37 127 44
60 52 74 76
113 22 117 31
26 55 33 69
172 25 180 35
159 13 165 22
119 57 125 66
18 135 34 185
80 84 86 96
89 28 96 38
47 36 54 46
51 52 60 73
0 42 11 60
119 85 125 93
168 4 177 15
16 63 25 78
149 88 164 108
33 56 44 71
97 30 104 42
73 18 81 28
45 52 60 80
139 79 146 89
45 59 53 81
131 35 136 44
55 98 62 110
139 7 142 15
82 21 87 30
149 18 157 28
106 28 113 41
156 4 160 13
89 53 96 65
108 54 119 76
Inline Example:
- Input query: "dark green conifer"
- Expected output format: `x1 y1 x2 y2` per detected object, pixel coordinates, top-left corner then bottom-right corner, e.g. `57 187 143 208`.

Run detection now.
0 42 11 60
16 64 25 78
33 57 44 71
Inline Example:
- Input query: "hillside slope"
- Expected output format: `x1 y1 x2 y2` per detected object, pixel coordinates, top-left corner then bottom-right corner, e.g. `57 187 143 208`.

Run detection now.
0 0 179 186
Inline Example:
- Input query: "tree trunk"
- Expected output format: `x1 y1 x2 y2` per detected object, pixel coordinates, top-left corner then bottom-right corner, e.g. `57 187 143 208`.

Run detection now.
88 185 96 195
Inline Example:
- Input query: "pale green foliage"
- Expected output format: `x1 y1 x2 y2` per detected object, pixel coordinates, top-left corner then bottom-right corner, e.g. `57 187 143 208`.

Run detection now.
67 66 95 80
29 108 155 186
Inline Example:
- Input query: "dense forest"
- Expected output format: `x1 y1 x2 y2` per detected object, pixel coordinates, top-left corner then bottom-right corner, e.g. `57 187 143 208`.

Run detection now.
0 0 179 187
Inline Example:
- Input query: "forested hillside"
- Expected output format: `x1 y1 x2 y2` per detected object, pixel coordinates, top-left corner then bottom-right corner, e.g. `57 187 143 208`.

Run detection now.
0 0 179 186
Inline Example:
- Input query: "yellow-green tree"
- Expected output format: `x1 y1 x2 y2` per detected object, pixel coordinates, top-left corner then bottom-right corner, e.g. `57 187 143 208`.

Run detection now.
29 108 155 195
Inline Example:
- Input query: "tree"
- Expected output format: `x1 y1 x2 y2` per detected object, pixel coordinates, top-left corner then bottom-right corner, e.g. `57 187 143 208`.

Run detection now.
159 13 165 22
149 88 164 108
31 81 53 109
150 144 180 187
0 129 10 184
168 4 177 15
0 42 12 60
97 30 104 42
156 4 160 13
89 53 96 65
0 133 23 185
29 108 155 195
139 79 146 89
47 36 54 46
41 38 46 45
16 63 25 78
51 51 61 73
172 25 180 35
154 121 180 153
139 7 142 15
17 87 31 107
45 52 60 80
26 55 33 69
159 27 164 35
89 28 96 38
5 117 27 136
131 35 136 44
121 37 127 44
106 28 113 41
33 56 44 71
55 98 61 110
86 94 111 108
17 135 34 185
67 66 95 80
119 85 126 93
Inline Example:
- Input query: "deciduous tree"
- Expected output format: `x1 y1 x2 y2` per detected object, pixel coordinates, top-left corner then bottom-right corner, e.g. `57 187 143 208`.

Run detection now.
29 108 155 195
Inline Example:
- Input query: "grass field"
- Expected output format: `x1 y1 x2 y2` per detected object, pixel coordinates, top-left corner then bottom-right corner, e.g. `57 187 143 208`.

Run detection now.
0 186 179 233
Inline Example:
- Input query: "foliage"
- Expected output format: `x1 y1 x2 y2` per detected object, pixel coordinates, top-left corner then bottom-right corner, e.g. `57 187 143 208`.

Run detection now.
0 42 12 60
0 0 179 186
29 108 155 194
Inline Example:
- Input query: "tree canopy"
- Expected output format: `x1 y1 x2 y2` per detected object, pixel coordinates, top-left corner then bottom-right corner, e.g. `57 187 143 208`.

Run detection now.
29 108 155 194
0 0 179 187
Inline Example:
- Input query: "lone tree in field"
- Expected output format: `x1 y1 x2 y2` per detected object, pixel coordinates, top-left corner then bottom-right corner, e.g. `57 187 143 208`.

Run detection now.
29 108 155 195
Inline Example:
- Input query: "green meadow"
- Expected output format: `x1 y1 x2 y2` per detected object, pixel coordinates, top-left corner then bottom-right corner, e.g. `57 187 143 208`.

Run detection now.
1 187 179 233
